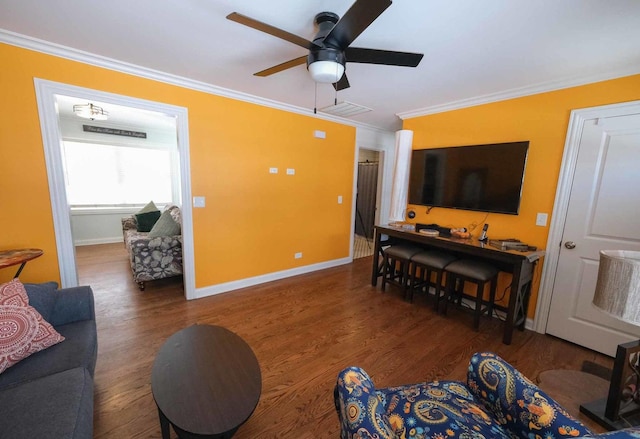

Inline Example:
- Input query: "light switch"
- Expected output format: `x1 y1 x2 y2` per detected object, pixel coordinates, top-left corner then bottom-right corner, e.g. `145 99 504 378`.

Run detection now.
193 196 205 208
286 168 295 175
314 130 326 139
338 195 343 204
536 212 548 227
269 167 278 174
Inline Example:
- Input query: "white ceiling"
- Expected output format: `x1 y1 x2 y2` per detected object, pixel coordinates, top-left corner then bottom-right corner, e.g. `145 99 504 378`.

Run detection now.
2 0 640 130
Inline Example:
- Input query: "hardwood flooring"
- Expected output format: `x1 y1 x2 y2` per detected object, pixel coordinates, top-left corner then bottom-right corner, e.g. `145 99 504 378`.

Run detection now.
76 243 612 438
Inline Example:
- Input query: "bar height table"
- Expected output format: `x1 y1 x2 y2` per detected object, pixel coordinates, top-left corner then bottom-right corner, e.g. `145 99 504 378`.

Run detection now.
372 225 544 345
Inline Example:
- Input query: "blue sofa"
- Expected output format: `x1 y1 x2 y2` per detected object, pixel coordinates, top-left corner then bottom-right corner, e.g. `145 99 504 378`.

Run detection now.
0 283 97 439
335 352 640 439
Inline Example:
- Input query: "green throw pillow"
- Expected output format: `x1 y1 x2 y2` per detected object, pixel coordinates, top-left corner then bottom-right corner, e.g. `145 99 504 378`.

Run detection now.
148 209 181 238
135 210 161 232
137 200 159 214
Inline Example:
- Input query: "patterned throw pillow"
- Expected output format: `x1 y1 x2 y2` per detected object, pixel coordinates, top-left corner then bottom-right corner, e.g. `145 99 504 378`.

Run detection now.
135 200 161 232
135 210 161 232
0 279 65 374
138 200 159 214
148 209 181 238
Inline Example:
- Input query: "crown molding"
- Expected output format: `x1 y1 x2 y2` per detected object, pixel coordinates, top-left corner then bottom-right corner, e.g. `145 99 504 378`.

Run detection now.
1 28 389 133
397 65 640 120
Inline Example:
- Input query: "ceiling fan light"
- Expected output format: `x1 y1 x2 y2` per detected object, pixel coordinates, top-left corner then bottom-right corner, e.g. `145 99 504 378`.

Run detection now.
73 103 109 120
308 61 345 84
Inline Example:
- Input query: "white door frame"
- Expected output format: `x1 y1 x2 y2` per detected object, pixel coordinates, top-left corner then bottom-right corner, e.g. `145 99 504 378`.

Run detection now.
34 79 196 299
351 127 395 258
534 100 640 333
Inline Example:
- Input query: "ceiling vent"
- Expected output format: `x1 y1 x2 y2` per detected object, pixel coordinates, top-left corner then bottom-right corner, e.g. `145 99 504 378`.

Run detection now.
319 101 372 118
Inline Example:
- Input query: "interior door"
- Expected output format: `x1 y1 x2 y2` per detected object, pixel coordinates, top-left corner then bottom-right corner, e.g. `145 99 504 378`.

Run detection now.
546 111 640 356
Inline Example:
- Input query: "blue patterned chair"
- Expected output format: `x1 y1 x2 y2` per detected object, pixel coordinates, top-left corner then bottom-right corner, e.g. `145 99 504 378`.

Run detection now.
335 352 640 439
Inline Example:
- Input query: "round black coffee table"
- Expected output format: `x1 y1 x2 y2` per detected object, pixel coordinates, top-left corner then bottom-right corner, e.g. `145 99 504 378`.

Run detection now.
151 324 262 438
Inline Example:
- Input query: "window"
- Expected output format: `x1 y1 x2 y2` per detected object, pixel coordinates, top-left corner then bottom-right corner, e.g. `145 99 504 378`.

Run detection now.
62 141 173 207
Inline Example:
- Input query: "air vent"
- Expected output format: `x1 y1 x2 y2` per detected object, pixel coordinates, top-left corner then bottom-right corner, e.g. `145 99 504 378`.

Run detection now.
319 101 372 117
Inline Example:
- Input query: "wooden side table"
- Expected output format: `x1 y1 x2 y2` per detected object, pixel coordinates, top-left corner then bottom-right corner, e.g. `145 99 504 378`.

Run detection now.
537 369 609 433
0 248 44 278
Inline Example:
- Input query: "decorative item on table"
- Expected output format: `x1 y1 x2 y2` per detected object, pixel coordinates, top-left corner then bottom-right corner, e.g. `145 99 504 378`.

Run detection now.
389 222 415 231
450 227 471 239
580 250 640 430
416 223 451 237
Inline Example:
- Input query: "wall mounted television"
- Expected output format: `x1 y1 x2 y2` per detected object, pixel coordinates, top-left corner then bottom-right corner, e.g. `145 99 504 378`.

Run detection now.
408 141 529 215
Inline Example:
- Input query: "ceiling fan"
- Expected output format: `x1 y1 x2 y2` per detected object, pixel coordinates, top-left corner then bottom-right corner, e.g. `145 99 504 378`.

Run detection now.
227 0 424 91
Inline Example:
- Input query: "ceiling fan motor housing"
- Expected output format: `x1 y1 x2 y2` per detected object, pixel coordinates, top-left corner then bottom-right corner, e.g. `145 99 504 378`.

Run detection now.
307 11 346 82
313 12 340 45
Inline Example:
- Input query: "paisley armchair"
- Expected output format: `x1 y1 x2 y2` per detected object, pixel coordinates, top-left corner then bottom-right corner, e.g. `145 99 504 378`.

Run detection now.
334 352 640 439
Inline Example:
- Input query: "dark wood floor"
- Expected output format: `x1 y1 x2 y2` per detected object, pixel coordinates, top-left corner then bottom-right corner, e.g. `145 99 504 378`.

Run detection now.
77 243 612 438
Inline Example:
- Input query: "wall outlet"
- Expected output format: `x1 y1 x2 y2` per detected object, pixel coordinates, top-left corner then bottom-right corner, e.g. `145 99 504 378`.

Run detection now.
193 196 205 208
536 212 548 227
269 167 278 174
314 130 326 139
294 252 303 259
337 195 343 204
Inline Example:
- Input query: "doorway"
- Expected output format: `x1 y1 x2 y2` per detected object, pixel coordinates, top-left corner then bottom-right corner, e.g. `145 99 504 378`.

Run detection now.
34 79 196 299
354 149 380 259
535 100 640 356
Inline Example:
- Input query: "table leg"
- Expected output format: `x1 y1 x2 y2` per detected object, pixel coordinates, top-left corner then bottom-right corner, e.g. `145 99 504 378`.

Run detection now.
371 229 382 286
158 406 171 439
13 262 27 278
503 260 534 344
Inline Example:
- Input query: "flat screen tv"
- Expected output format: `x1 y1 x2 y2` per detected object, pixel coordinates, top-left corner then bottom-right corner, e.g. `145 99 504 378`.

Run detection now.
408 141 529 215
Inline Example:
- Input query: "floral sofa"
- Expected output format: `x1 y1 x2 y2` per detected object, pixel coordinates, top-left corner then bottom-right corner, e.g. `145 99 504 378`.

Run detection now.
335 352 640 439
122 205 182 290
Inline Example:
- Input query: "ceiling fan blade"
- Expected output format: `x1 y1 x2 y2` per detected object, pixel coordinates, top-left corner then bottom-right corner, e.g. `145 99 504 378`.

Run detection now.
333 74 350 91
323 0 392 50
254 56 308 77
227 12 320 50
346 47 423 67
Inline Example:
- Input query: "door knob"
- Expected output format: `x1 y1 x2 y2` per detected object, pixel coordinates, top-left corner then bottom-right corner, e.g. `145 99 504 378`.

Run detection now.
564 241 576 249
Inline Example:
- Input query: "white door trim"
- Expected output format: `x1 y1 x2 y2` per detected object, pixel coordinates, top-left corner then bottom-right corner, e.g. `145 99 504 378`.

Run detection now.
534 99 640 333
33 79 196 299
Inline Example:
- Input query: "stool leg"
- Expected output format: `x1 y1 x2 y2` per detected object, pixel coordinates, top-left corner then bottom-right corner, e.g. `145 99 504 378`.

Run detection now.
408 262 419 302
473 281 485 330
381 254 389 292
433 271 444 310
401 260 411 300
488 276 498 319
425 268 433 296
442 273 455 315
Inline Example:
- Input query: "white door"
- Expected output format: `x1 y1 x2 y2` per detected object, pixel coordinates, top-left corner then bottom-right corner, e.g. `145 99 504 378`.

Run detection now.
546 108 640 356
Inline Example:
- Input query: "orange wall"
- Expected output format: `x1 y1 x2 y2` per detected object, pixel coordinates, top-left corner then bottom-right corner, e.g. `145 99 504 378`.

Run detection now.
0 43 356 287
403 74 640 316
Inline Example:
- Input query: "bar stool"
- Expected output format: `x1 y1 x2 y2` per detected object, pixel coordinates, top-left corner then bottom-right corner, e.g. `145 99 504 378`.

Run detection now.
381 245 421 296
443 259 499 330
408 251 457 307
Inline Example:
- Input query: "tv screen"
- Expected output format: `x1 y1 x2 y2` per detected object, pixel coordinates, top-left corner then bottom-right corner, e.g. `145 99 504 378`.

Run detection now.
408 141 529 215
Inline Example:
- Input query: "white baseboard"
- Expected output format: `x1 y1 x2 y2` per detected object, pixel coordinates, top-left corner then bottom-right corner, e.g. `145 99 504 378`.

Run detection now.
193 257 353 300
74 237 123 246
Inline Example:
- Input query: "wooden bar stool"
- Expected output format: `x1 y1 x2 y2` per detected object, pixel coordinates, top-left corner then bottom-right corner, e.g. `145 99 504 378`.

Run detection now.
443 259 499 330
381 245 421 296
408 251 457 306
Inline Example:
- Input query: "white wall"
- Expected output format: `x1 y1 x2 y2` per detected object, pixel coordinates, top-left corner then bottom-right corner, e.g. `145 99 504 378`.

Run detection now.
70 207 138 246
